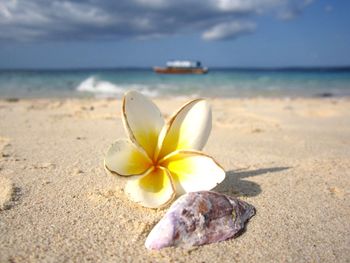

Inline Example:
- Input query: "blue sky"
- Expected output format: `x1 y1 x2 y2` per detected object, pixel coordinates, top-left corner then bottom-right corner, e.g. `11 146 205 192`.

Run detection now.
0 0 349 69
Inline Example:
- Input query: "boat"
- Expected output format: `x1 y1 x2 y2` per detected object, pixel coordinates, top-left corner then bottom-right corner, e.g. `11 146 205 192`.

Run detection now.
153 60 208 74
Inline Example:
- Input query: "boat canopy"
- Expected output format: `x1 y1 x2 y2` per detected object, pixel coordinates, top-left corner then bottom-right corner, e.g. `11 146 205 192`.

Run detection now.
166 60 201 68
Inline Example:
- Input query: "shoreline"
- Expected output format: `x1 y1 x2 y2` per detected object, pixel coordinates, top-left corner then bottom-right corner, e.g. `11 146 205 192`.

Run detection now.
1 68 350 100
1 92 350 101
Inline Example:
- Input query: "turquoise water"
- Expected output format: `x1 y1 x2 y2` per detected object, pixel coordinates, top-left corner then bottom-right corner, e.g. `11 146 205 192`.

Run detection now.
0 68 350 98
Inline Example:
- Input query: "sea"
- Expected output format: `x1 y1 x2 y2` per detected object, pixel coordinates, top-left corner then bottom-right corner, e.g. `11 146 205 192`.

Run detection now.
0 67 350 98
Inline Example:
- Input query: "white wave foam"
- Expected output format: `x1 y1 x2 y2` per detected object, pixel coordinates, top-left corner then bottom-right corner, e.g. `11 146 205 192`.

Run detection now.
76 76 124 95
76 76 160 97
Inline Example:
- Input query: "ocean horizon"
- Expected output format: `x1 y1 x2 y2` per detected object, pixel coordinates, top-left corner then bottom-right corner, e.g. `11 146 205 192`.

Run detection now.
1 66 350 98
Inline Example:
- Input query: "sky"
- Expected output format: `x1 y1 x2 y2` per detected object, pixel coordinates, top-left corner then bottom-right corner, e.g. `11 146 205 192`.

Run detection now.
0 0 349 69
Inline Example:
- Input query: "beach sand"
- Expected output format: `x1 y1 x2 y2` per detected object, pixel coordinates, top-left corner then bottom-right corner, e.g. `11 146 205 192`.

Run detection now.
0 97 349 262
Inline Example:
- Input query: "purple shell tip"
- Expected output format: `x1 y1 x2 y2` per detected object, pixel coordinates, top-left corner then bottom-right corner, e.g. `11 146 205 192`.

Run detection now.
145 191 255 250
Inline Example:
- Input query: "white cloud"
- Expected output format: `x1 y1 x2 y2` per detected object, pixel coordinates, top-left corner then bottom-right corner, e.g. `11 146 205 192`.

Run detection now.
134 0 168 9
202 21 256 40
278 0 314 20
215 0 280 13
0 0 314 42
325 5 333 12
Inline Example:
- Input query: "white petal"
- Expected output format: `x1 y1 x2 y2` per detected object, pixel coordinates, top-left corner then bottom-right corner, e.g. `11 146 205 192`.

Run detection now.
124 167 176 208
156 99 211 160
105 139 152 176
161 150 225 195
123 91 164 159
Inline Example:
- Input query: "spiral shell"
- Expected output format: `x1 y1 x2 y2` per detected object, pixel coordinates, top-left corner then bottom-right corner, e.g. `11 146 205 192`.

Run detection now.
145 191 255 250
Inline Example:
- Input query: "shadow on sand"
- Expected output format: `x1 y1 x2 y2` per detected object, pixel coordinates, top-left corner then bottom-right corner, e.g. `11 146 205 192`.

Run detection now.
214 167 290 197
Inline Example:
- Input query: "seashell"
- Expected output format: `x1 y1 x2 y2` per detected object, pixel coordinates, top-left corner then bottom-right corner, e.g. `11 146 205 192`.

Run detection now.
145 191 255 250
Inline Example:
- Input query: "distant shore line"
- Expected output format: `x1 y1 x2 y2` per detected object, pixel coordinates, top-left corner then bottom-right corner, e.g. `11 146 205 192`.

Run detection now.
1 66 350 73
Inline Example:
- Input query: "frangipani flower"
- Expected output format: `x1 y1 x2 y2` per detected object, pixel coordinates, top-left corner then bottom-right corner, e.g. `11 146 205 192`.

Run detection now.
104 91 225 208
